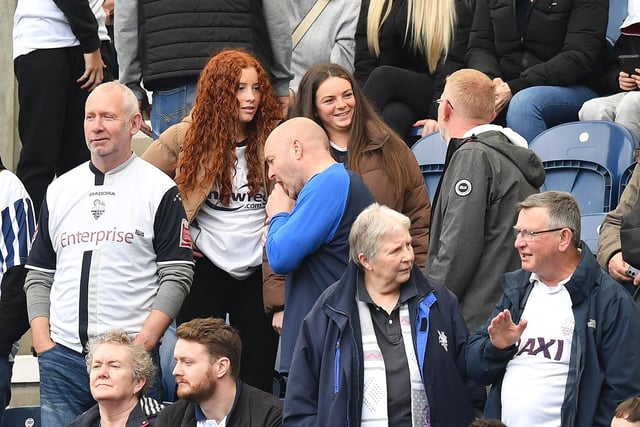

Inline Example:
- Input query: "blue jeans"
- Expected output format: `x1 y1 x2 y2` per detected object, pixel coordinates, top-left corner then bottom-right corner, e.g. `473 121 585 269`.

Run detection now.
38 344 93 427
150 82 197 138
158 321 178 402
506 85 598 143
0 355 12 427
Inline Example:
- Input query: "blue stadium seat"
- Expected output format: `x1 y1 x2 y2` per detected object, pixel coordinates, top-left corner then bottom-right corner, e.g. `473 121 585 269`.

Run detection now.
529 121 638 213
2 406 41 427
581 213 607 253
410 131 447 203
607 0 627 44
619 162 637 201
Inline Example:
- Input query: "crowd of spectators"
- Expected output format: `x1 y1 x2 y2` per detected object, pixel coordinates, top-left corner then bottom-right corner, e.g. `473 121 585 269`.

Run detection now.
6 0 640 426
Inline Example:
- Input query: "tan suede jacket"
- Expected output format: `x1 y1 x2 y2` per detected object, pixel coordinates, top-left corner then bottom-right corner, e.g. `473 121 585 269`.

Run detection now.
357 131 431 268
597 163 640 269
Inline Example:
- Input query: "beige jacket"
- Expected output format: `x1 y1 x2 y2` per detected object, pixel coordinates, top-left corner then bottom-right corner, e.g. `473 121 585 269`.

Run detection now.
597 162 640 269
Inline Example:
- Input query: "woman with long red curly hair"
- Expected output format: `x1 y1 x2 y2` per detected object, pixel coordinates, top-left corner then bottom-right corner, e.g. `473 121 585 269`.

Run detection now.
142 49 283 393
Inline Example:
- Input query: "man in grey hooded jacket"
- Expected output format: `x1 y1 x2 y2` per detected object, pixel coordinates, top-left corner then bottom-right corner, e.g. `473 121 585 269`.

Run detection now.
426 69 546 332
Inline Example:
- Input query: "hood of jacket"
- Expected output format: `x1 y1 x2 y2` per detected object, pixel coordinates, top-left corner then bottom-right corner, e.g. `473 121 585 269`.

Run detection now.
450 128 546 188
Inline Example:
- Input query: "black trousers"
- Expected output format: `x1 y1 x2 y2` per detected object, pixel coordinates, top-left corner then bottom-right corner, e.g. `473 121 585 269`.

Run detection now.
177 257 278 393
14 43 115 216
363 65 435 140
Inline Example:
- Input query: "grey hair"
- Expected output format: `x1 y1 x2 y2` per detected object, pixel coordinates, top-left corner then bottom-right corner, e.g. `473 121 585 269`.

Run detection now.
85 330 156 397
517 191 581 248
349 203 411 268
89 81 140 120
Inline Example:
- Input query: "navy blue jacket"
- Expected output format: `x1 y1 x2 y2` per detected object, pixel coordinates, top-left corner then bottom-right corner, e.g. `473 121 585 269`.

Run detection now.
284 262 485 426
466 244 640 426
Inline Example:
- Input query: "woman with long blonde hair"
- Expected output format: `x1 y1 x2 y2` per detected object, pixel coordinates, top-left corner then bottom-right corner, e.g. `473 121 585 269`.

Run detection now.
142 49 283 393
354 0 475 141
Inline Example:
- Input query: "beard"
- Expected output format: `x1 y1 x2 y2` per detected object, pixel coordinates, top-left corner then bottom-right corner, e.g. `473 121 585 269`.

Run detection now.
176 374 216 402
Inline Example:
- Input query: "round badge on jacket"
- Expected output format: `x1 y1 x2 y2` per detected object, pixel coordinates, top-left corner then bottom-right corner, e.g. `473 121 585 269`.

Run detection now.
454 179 472 196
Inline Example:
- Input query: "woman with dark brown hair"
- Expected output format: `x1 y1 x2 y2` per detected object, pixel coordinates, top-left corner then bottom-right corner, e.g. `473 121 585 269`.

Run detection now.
142 49 283 393
291 63 431 267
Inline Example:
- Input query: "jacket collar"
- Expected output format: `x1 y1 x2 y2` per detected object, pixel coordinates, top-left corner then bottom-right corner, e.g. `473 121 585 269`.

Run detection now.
322 262 435 320
504 242 597 309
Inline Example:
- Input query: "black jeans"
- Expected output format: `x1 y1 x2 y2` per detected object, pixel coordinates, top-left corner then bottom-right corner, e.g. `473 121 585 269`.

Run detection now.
363 65 435 141
177 257 278 393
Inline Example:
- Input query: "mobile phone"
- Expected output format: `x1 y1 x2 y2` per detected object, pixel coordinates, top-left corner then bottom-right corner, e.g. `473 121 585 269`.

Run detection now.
619 54 640 76
626 264 640 278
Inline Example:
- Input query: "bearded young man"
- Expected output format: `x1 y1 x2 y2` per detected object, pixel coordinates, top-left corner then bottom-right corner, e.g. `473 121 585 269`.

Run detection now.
156 317 282 427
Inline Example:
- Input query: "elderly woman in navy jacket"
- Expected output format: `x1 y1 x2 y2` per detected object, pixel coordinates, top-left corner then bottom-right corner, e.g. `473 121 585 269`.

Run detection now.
283 203 484 426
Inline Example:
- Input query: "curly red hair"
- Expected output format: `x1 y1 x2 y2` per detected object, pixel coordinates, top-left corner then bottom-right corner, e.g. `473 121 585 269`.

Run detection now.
176 50 283 205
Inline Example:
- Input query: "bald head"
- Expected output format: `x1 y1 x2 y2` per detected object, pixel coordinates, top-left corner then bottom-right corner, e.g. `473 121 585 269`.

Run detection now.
264 117 336 199
266 117 330 152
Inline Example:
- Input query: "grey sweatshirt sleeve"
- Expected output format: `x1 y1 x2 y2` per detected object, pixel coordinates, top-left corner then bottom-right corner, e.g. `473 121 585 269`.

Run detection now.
24 269 54 322
152 263 194 319
329 0 360 72
263 0 293 97
114 0 147 101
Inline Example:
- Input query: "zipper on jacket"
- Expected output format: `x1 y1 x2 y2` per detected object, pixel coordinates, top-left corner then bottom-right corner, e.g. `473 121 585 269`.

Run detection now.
334 336 341 394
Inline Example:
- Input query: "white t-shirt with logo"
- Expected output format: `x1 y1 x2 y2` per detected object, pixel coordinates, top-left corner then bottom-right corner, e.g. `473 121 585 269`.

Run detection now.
501 275 575 427
191 143 266 279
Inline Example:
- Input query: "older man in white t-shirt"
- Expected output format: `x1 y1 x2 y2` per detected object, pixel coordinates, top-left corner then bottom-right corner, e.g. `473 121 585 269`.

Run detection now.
466 191 640 427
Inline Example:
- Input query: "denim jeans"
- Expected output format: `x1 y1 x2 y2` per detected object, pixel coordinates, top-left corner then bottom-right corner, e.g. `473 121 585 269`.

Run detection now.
38 344 93 427
158 321 177 402
506 85 598 143
0 355 12 427
150 82 197 138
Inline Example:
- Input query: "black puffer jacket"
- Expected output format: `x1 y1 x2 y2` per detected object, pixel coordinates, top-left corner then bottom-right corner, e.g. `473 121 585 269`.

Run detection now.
467 0 608 94
139 0 272 91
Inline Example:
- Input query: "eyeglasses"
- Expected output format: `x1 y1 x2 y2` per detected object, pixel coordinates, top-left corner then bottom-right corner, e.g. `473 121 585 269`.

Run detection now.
512 227 565 241
434 98 454 110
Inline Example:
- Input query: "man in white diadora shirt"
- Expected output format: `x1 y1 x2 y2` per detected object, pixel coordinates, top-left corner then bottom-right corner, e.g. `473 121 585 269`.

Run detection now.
25 82 194 427
466 191 640 427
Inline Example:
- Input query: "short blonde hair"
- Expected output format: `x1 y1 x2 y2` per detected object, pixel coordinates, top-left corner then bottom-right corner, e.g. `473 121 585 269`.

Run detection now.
349 203 411 268
445 69 495 121
86 330 156 397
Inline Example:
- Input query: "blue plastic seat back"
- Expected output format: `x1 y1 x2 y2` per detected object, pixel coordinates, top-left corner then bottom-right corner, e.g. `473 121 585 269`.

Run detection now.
2 406 41 427
619 162 637 201
607 0 627 44
529 121 638 211
411 132 447 203
539 160 613 213
581 213 607 253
